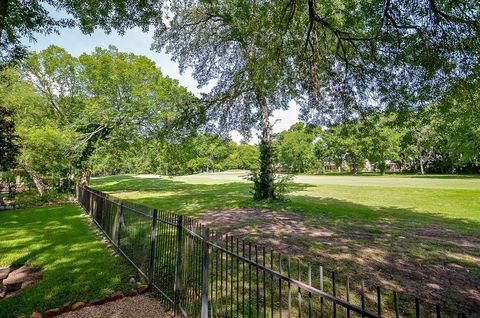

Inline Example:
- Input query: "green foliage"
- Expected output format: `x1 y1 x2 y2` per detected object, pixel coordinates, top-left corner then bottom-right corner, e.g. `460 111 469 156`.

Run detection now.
0 105 18 171
273 123 321 174
0 0 158 67
361 113 402 175
314 122 366 173
2 45 198 194
20 126 79 178
392 79 480 174
243 169 294 202
252 140 275 200
89 133 259 177
272 174 295 200
224 143 260 171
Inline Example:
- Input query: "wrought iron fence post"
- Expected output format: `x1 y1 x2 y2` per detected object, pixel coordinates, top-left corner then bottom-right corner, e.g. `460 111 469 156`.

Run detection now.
117 202 124 252
173 215 183 315
201 227 210 318
89 189 93 215
148 209 158 285
101 193 106 227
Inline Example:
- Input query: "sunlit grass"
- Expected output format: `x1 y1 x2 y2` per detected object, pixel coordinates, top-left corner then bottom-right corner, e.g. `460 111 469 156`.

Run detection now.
0 205 135 317
89 172 480 314
91 172 480 225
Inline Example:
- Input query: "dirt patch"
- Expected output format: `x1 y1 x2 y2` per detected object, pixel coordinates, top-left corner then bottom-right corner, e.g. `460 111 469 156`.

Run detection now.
199 208 480 315
0 265 42 299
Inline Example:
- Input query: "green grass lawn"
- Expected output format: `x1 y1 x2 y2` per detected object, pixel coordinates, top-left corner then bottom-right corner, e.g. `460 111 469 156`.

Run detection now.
0 205 135 317
90 172 480 314
91 172 480 224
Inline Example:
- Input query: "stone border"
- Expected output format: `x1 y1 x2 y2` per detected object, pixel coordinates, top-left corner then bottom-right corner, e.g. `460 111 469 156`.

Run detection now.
0 265 43 300
24 284 149 318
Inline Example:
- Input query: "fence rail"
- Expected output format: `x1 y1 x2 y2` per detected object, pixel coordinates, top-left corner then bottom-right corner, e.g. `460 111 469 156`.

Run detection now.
76 184 467 318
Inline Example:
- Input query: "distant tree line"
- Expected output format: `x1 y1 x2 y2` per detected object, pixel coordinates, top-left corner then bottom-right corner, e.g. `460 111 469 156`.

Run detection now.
274 88 480 175
85 89 480 177
89 134 259 176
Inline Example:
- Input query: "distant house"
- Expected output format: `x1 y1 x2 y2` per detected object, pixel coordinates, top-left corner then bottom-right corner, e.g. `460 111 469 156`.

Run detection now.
323 163 337 172
385 160 400 172
274 163 284 172
364 160 373 172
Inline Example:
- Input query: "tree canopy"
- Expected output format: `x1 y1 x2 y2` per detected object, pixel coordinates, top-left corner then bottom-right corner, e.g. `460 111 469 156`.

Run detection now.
0 104 18 172
0 0 159 66
151 0 480 199
1 45 200 194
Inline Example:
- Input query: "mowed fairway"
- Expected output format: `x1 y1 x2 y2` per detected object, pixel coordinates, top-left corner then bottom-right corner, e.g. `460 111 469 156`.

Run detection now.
91 172 480 314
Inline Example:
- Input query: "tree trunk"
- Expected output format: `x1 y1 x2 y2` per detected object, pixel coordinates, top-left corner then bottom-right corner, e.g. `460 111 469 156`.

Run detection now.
256 94 275 200
419 156 425 175
26 170 47 196
32 174 47 196
80 168 92 186
0 0 8 42
416 138 425 175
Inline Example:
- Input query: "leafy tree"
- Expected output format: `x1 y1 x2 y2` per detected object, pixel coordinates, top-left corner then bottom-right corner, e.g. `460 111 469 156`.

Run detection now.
274 122 320 173
361 113 402 175
314 114 403 174
429 78 480 172
0 103 18 205
20 45 198 186
0 105 17 171
315 122 365 173
393 77 480 174
0 0 158 66
0 45 198 195
20 127 79 195
151 0 479 198
285 0 480 123
152 0 300 199
224 143 260 171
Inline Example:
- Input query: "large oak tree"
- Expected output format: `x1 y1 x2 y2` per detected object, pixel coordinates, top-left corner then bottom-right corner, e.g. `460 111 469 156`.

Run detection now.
4 45 199 195
151 0 479 199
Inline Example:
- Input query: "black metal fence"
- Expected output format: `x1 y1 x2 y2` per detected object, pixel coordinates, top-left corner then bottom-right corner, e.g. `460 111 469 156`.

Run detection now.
76 185 467 318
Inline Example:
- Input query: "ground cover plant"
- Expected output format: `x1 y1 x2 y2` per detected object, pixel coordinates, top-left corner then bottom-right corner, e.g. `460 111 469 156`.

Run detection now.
90 172 480 315
0 205 135 317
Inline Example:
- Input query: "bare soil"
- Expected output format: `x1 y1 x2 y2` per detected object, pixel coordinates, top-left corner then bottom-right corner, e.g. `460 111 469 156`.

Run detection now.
199 208 480 315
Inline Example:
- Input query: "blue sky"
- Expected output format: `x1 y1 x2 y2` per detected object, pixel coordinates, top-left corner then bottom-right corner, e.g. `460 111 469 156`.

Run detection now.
26 23 300 143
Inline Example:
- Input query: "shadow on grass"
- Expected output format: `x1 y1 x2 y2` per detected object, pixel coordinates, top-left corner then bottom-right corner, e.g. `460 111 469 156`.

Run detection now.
91 175 312 216
202 196 480 316
0 205 135 318
409 174 480 179
91 175 480 315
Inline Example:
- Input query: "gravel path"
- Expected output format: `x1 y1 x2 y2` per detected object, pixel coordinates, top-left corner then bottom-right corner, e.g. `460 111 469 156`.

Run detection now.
59 294 171 318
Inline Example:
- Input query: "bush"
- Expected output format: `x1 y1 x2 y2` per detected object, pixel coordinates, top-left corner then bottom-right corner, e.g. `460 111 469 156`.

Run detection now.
248 171 294 201
273 174 294 200
13 190 72 207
